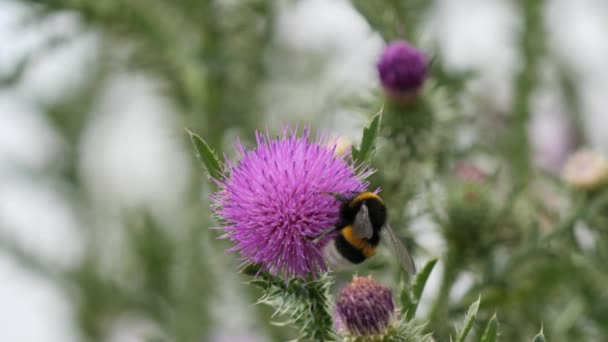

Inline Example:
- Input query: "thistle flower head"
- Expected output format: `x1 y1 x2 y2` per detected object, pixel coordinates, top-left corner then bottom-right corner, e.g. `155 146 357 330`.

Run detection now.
211 128 371 279
335 276 395 337
377 40 428 102
562 148 608 191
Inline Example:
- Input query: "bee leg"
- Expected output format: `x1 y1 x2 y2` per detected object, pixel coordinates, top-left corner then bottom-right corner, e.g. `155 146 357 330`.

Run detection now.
320 191 348 202
307 225 338 243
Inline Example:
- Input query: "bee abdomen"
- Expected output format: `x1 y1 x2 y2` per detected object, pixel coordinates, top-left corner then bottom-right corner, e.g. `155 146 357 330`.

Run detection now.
334 235 367 264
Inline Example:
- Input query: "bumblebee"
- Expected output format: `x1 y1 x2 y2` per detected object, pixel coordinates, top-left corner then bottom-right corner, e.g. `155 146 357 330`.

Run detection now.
310 191 416 274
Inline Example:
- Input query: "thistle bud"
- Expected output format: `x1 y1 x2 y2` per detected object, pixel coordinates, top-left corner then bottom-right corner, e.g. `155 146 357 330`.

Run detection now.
443 163 495 259
561 148 608 191
335 276 395 337
377 41 428 103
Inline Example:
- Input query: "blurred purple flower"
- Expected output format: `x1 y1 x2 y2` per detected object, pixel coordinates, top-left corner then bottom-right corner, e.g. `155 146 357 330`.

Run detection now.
377 40 428 102
211 128 371 279
530 111 576 173
335 276 395 337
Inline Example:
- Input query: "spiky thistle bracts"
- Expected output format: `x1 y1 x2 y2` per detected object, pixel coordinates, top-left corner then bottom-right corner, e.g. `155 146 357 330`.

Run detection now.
211 128 372 279
335 276 396 337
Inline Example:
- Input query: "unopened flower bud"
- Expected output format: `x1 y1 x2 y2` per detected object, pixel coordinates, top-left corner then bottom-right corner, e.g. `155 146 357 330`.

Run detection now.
377 41 428 103
335 276 395 337
444 165 495 259
562 149 608 191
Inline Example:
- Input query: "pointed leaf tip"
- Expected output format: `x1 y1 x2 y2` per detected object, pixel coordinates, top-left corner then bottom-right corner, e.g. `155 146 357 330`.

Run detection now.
532 324 545 342
187 129 222 180
405 257 438 321
352 108 382 163
480 314 499 342
456 296 481 342
413 258 438 300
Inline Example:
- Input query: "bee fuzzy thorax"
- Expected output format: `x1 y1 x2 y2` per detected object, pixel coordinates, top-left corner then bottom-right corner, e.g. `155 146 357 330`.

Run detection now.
350 192 384 205
341 193 387 235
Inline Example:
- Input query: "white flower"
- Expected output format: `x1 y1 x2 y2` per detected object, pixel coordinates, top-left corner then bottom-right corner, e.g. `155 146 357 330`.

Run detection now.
561 149 608 191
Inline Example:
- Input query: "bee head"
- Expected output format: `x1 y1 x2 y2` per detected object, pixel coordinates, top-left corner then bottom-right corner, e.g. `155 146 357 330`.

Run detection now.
351 193 386 231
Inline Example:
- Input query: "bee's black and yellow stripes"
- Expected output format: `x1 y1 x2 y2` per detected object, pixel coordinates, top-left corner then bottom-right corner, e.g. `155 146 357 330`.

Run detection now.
328 191 386 265
334 225 377 264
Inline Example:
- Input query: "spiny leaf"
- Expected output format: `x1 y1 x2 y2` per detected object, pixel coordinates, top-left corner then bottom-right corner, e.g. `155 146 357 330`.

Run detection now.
480 314 499 342
187 129 222 180
455 296 481 342
385 315 437 342
351 108 382 163
405 258 438 321
532 325 545 342
247 271 334 341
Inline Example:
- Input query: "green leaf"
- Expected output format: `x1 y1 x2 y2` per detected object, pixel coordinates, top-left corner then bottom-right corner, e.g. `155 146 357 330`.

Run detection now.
351 108 382 163
405 257 438 320
532 325 545 342
187 129 222 180
386 315 437 342
247 271 334 341
456 296 481 342
480 314 498 342
400 284 414 318
412 258 438 303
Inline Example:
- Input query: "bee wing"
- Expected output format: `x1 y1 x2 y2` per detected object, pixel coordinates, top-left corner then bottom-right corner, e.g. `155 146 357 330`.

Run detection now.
353 203 374 239
382 224 416 274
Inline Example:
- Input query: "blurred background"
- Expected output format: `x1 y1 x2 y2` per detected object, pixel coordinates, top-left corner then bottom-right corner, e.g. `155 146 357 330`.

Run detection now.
2 0 608 341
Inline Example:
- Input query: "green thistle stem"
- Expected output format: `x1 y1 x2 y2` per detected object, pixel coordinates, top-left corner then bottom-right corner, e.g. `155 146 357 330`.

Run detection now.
247 269 334 341
428 253 460 333
507 0 545 180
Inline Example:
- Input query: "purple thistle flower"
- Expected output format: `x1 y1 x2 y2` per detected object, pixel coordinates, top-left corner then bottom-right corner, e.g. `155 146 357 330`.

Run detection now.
211 128 371 279
377 40 428 102
335 276 396 337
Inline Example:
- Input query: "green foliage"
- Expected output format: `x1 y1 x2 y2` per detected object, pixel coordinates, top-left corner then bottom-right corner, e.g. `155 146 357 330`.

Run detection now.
350 0 433 42
370 318 436 342
455 297 481 342
480 314 499 342
188 130 223 180
248 270 334 341
532 326 546 342
352 109 382 164
402 258 438 321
